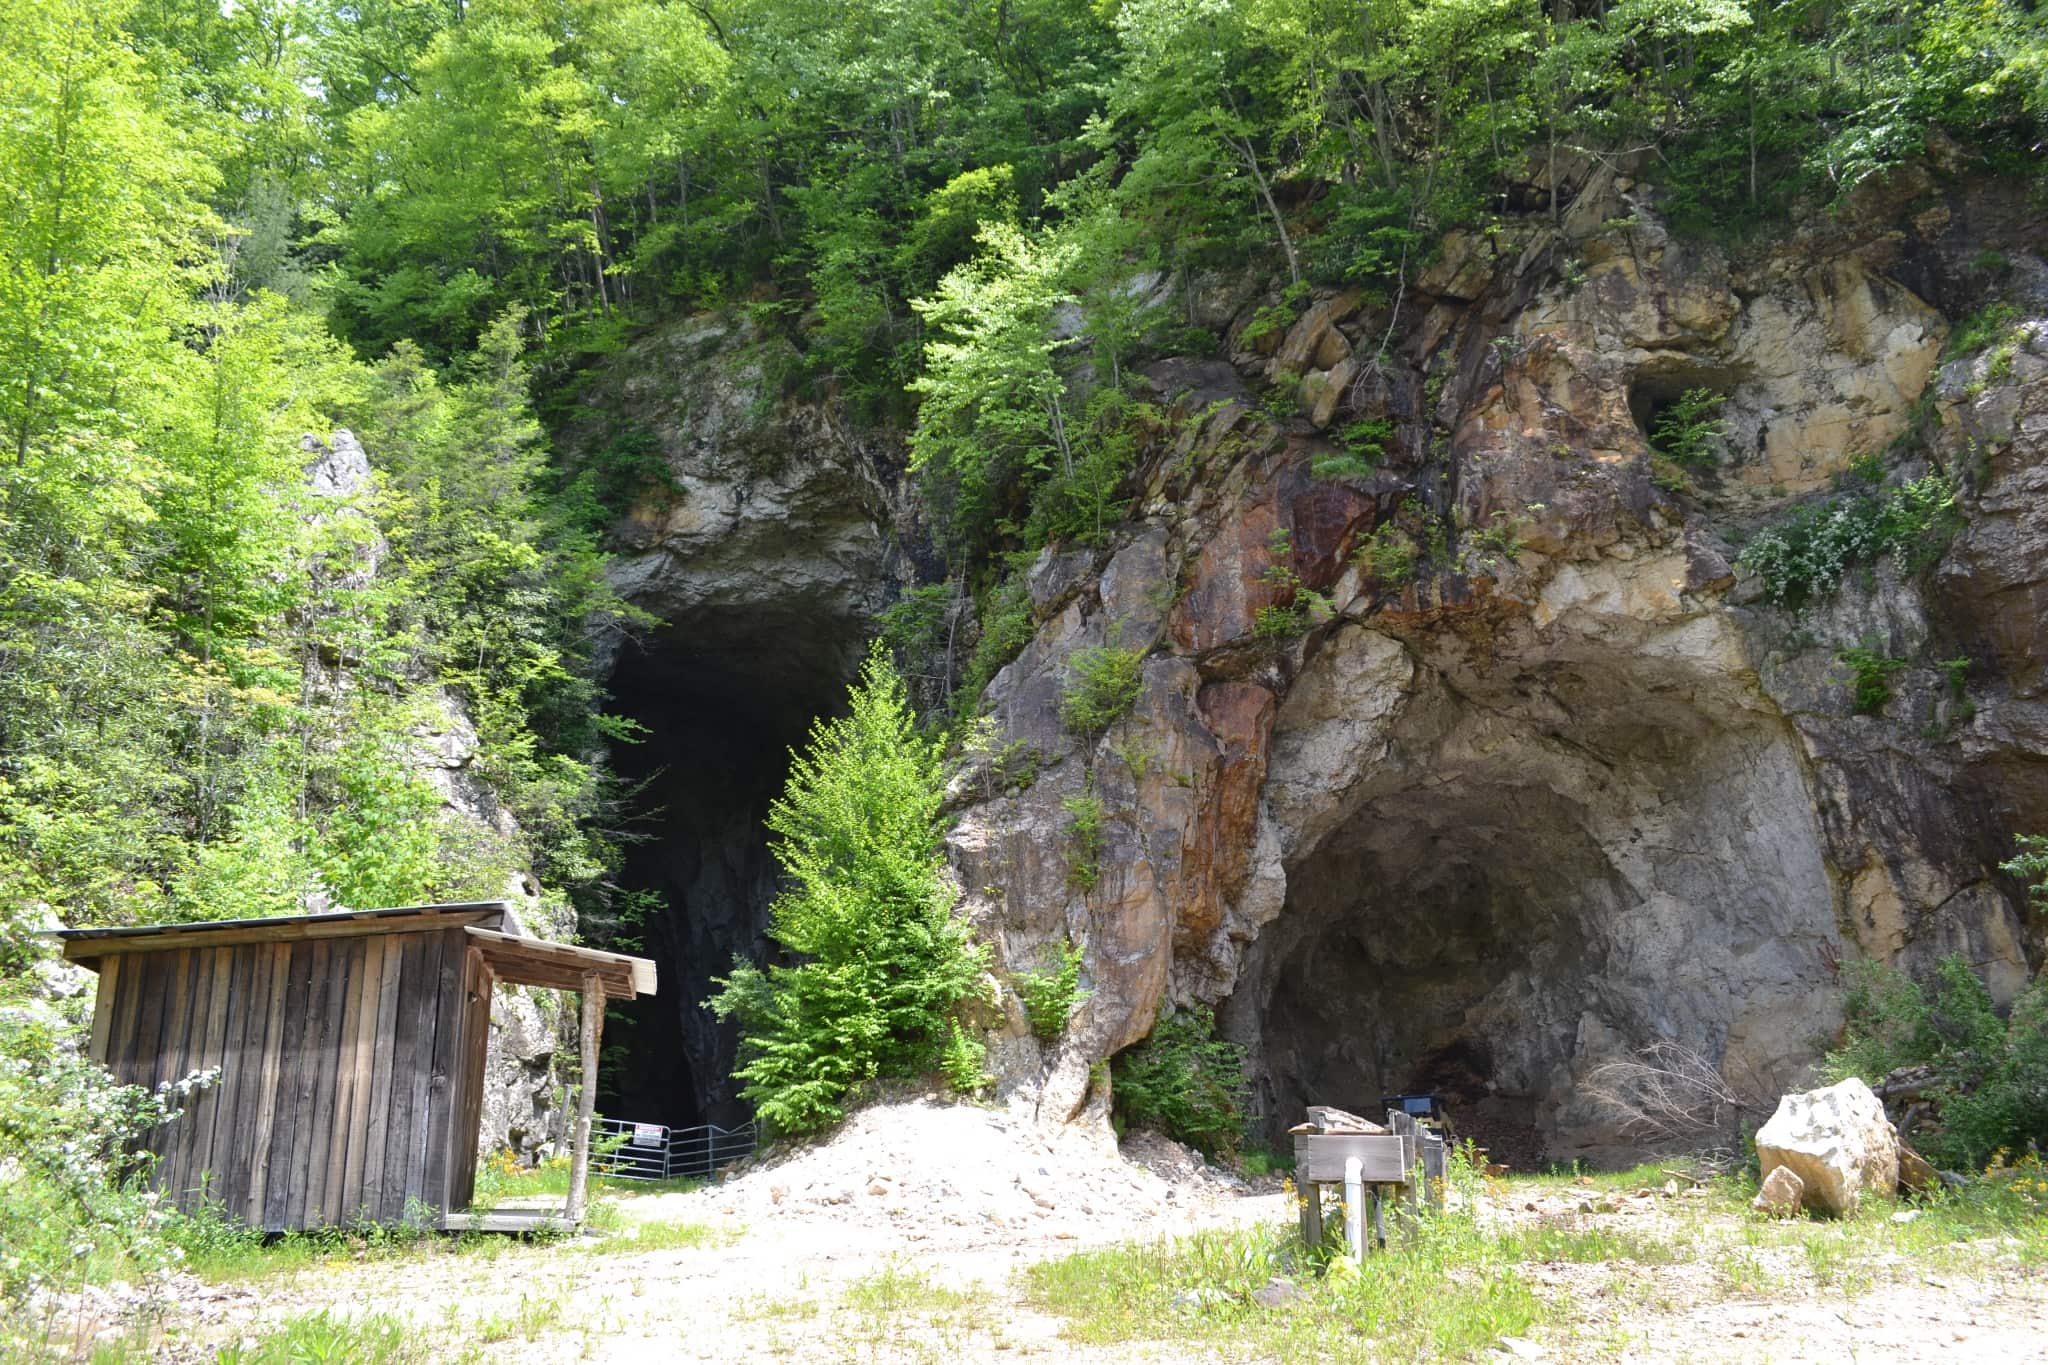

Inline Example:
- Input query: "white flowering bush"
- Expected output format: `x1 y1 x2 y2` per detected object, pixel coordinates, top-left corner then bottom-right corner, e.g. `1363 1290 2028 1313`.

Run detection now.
0 929 217 1314
1737 473 1960 607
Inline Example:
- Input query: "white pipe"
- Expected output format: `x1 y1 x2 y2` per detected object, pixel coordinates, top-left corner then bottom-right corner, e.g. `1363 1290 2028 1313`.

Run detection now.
1344 1156 1365 1260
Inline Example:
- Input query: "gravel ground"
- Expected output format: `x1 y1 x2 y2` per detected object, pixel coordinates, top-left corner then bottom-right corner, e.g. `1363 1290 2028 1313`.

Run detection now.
25 1100 2048 1362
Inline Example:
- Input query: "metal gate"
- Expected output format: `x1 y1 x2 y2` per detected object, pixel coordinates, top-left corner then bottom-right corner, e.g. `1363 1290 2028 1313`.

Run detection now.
594 1118 757 1182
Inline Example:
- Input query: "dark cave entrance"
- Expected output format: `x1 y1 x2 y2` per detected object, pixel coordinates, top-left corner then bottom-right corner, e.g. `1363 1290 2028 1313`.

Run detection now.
1220 640 1846 1169
599 624 861 1131
1230 780 1623 1171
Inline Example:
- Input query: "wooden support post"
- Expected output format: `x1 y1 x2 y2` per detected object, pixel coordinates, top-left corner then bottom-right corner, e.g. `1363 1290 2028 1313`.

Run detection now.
1387 1109 1424 1223
1422 1132 1448 1211
1299 1179 1325 1250
564 972 604 1227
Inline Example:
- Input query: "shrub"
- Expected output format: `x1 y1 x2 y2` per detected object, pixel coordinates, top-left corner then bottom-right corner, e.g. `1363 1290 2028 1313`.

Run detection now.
1943 302 2023 362
0 990 210 1308
1252 603 1307 643
1836 642 1908 714
1111 1005 1249 1158
1239 283 1309 349
708 650 988 1134
1017 941 1087 1041
877 584 953 663
955 570 1035 717
1060 645 1145 735
1736 473 1961 607
940 1023 993 1097
1647 388 1727 471
1355 523 1419 587
1466 509 1527 566
1822 954 2048 1170
2001 834 2048 913
1312 417 1393 482
1062 792 1106 891
1253 527 1333 644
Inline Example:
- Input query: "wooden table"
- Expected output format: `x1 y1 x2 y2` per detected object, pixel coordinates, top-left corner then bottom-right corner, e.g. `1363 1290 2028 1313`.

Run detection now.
1293 1110 1447 1256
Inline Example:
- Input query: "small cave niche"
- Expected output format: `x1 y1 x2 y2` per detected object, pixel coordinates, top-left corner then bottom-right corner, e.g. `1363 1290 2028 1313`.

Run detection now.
1626 364 1738 449
598 617 865 1131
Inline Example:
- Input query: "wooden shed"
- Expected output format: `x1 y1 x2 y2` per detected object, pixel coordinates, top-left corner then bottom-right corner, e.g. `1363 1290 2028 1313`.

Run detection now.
56 901 655 1233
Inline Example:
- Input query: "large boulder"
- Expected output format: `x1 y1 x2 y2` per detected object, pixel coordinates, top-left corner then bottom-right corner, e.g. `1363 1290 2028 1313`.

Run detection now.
1754 1078 1901 1216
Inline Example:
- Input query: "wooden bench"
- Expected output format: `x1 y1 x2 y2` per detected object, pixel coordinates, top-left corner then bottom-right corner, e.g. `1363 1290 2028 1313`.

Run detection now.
1293 1109 1447 1256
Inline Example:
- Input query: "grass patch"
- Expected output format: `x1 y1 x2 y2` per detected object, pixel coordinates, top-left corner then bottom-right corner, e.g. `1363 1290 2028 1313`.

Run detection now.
586 1219 732 1254
464 1290 567 1345
1025 1217 1540 1362
836 1263 991 1362
163 1204 460 1284
475 1150 703 1200
213 1310 429 1364
843 1263 983 1319
1498 1223 1690 1265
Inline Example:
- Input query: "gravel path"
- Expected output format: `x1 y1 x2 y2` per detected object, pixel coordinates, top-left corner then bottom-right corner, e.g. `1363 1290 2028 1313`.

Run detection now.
61 1100 2047 1363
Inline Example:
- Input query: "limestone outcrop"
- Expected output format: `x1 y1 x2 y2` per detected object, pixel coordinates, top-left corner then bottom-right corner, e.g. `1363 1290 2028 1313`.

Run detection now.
579 172 2044 1167
942 175 2044 1166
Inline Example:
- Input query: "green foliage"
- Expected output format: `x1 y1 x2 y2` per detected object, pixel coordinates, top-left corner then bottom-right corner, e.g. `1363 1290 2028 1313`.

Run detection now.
2000 834 2048 913
1026 1215 1541 1362
0 4 628 930
1355 523 1420 588
1111 1005 1248 1159
1737 474 1963 608
1253 527 1333 643
940 1022 994 1097
214 1310 428 1365
1240 286 1310 349
878 586 955 665
1017 941 1089 1041
955 571 1038 719
0 945 204 1308
708 651 987 1134
1648 389 1728 472
556 425 676 530
1062 793 1108 893
1060 645 1147 736
1466 509 1530 566
1025 389 1151 548
1823 955 2048 1170
1835 642 1909 715
1944 302 2026 362
1312 418 1394 482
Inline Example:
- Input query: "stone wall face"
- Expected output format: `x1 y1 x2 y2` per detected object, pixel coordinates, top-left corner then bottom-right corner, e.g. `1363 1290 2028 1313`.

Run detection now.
577 172 2045 1167
940 175 2045 1164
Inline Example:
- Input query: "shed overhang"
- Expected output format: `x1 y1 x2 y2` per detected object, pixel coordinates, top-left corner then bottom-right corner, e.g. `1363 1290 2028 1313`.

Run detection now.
462 925 655 999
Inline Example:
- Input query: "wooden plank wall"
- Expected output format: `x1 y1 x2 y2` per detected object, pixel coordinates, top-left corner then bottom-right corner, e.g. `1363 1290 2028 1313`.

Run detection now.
87 927 483 1231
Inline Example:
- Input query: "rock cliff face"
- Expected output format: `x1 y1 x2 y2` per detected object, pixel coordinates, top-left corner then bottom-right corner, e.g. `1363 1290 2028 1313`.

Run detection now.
944 173 2045 1166
300 430 578 1162
591 174 2044 1166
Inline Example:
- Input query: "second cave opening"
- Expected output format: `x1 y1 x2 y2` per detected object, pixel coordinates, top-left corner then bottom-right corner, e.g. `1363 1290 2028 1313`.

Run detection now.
1221 633 1849 1168
597 622 863 1131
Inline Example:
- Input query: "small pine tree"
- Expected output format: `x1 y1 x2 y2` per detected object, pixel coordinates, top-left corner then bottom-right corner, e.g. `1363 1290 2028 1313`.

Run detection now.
709 649 987 1133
